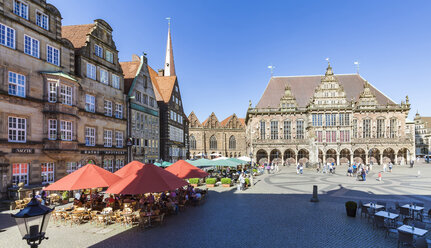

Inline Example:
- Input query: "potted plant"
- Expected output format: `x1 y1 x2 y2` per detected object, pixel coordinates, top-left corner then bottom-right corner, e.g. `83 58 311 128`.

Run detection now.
189 178 199 187
205 178 216 188
221 178 232 187
345 201 357 217
244 178 250 188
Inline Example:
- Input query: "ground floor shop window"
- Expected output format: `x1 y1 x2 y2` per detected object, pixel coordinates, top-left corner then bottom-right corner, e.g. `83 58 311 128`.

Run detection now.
66 162 79 174
41 162 55 184
103 160 113 172
12 163 28 185
116 160 124 170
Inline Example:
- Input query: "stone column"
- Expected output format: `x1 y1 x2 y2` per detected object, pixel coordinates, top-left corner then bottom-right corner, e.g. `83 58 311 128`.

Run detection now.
365 154 368 165
380 154 383 165
336 153 340 166
295 154 298 164
323 154 326 164
395 154 398 165
350 154 354 164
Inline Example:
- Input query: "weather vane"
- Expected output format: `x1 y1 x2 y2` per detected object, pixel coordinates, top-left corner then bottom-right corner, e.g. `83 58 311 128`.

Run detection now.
166 17 171 28
267 65 275 77
354 61 360 74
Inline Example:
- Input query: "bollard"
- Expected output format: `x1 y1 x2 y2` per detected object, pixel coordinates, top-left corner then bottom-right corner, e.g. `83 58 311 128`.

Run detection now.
310 185 319 202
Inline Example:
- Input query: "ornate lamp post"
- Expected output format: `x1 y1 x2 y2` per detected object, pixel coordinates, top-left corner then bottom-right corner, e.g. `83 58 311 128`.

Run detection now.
11 190 54 248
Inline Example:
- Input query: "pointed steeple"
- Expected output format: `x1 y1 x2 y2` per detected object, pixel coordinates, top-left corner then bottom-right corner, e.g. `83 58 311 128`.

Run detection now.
164 18 176 76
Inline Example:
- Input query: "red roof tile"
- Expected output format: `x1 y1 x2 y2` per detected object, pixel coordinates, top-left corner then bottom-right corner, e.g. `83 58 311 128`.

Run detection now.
62 24 95 49
120 61 141 94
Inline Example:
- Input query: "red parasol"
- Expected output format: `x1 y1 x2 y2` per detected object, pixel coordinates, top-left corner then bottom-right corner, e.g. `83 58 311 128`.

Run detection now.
44 164 121 191
114 160 144 178
106 163 188 195
165 160 209 179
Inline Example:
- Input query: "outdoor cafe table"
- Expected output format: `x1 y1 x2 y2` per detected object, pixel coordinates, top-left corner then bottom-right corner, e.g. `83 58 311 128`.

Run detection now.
397 225 428 237
363 203 385 210
401 204 424 220
375 211 399 220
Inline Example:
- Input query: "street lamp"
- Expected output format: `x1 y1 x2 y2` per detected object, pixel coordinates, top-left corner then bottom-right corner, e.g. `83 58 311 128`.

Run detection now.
11 190 54 248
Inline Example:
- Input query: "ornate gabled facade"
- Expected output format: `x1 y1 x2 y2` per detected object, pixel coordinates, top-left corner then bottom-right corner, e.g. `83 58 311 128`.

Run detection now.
148 24 188 162
188 112 246 159
414 113 431 158
246 63 414 166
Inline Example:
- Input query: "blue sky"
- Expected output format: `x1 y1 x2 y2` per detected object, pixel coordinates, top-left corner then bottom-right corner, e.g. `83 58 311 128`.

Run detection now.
51 0 431 121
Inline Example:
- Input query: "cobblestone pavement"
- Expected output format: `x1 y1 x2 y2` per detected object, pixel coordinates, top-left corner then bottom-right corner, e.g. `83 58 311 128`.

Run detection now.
0 163 430 248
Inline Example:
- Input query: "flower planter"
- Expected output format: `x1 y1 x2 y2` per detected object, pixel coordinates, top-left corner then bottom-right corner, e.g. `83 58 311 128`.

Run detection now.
346 207 357 217
222 184 231 187
191 184 198 187
206 184 214 188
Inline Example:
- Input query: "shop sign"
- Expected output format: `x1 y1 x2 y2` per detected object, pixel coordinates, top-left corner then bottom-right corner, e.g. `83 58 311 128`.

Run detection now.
11 148 34 154
81 150 100 155
102 151 126 155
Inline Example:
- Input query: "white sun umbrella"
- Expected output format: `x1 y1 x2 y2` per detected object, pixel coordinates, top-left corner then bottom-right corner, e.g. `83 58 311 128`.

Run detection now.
238 156 252 162
213 156 228 161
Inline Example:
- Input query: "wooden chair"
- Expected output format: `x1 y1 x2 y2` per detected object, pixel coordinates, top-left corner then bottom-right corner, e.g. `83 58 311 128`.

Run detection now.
70 213 83 226
151 213 165 226
397 230 414 247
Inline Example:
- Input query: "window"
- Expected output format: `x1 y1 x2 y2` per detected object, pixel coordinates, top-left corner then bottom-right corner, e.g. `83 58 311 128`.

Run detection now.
0 23 16 49
149 97 155 107
12 163 28 185
135 91 142 103
363 119 371 138
8 71 25 97
270 121 278 140
112 75 120 89
8 116 26 142
104 100 112 116
260 121 266 139
85 94 95 112
377 119 385 138
190 135 196 149
104 130 112 147
41 163 54 184
315 131 323 142
47 79 57 102
210 135 217 149
390 119 397 138
296 120 304 139
116 160 124 171
325 131 337 143
14 0 28 19
175 85 179 92
48 119 57 140
47 45 59 66
339 113 350 126
229 136 236 150
86 63 96 80
284 120 291 139
325 114 336 126
116 131 123 148
105 50 113 63
352 119 358 138
36 10 49 30
95 44 103 58
66 162 79 174
115 104 123 119
169 125 184 142
312 114 322 126
103 160 114 172
60 120 72 141
143 94 148 105
59 84 72 105
24 35 39 58
340 130 350 142
85 127 95 146
100 69 109 84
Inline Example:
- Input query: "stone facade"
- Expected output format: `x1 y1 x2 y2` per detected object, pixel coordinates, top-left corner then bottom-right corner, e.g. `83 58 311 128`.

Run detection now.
120 55 159 164
62 19 127 173
246 63 415 166
0 0 77 198
188 112 246 159
414 113 431 157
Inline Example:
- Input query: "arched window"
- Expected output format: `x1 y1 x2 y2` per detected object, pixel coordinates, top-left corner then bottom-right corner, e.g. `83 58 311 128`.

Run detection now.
229 135 236 150
190 135 196 149
210 135 217 150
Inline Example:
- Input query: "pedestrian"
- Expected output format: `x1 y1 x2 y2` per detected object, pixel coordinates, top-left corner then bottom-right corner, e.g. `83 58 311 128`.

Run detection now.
377 172 382 181
383 163 387 173
347 165 353 177
410 160 414 168
296 163 300 174
270 163 274 173
299 164 303 175
388 162 393 172
239 173 245 191
266 164 271 174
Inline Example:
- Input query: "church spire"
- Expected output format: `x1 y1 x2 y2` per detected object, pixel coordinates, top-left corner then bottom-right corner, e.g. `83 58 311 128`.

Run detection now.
164 18 176 76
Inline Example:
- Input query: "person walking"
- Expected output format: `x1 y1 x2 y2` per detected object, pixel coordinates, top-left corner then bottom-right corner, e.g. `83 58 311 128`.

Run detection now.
377 171 382 181
388 162 393 172
239 173 245 191
266 163 271 174
383 163 387 173
299 164 303 175
296 163 300 174
270 163 274 173
361 169 366 181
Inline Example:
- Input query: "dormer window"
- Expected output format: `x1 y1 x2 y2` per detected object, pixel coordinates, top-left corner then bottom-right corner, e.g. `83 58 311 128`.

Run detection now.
36 10 49 30
105 50 113 63
14 1 28 19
